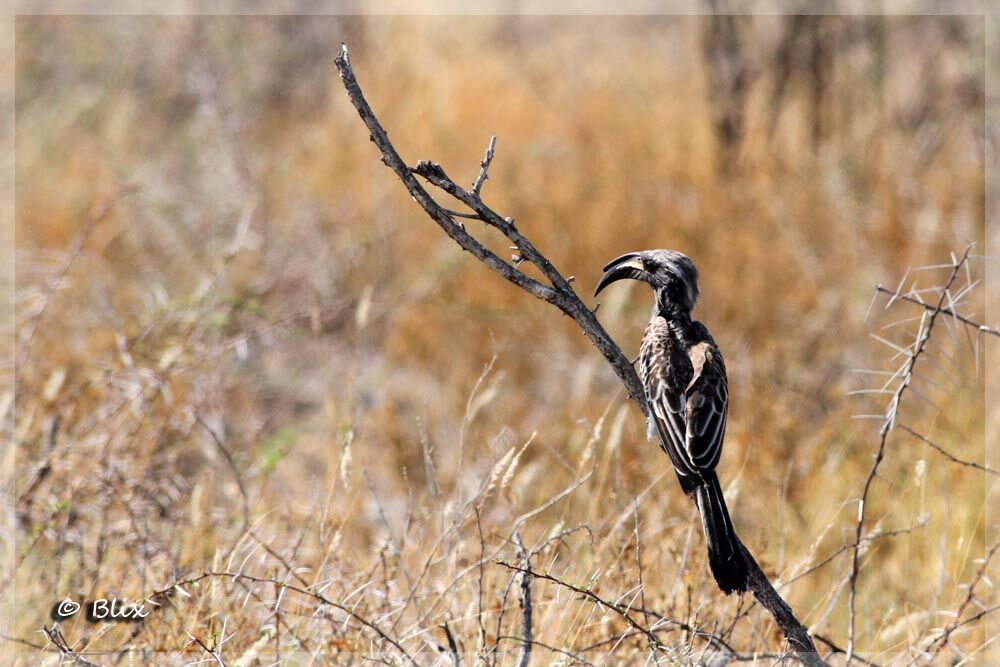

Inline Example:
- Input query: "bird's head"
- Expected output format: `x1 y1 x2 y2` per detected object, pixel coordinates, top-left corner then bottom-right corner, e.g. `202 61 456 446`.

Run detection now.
594 249 700 313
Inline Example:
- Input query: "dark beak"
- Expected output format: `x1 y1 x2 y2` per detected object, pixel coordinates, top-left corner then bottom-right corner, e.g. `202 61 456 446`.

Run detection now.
594 253 646 296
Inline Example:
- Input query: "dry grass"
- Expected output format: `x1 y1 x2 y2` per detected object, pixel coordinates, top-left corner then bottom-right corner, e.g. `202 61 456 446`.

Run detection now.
8 13 994 665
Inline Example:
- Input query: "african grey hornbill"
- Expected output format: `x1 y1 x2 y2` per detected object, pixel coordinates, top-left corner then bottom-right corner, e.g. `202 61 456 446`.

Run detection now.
595 249 748 594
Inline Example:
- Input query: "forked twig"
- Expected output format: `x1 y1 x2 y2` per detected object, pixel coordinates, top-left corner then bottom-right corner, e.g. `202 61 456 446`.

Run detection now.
333 44 644 409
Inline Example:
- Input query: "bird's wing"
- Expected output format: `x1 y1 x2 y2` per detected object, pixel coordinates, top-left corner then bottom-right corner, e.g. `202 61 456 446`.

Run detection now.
648 368 699 477
642 323 699 478
684 341 728 472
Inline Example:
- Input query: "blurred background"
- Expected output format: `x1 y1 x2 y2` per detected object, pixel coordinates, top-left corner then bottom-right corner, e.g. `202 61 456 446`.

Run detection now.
10 11 993 664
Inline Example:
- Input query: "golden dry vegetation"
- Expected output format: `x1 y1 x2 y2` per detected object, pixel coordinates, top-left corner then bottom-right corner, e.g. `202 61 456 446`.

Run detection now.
8 13 995 666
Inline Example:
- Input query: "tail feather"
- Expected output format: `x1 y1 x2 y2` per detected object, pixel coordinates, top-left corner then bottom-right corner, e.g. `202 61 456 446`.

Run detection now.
692 473 748 594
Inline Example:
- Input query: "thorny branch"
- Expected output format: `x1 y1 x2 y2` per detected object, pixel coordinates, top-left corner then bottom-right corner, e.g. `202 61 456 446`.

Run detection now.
41 626 99 667
185 631 226 667
874 284 999 339
846 246 974 662
926 536 1000 658
334 42 825 665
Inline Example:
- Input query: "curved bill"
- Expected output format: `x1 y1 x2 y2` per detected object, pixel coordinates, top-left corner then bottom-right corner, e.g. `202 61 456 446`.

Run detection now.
594 253 646 296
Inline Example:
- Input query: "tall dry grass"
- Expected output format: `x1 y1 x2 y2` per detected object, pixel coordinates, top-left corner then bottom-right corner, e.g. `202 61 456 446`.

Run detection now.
8 13 993 665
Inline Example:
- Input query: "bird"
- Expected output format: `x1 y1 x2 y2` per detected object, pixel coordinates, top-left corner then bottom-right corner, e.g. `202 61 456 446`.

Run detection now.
595 249 749 594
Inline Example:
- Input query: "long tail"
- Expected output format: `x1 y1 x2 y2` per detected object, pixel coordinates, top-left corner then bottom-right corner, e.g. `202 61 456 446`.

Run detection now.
692 473 749 594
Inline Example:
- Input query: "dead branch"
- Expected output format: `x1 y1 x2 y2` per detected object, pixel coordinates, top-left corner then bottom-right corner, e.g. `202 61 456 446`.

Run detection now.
495 560 733 655
898 424 999 476
927 536 1000 657
41 626 100 667
334 42 824 666
846 246 973 662
782 523 925 589
184 631 226 667
332 44 644 409
473 135 497 195
496 636 594 665
874 284 999 339
813 635 882 667
151 571 418 666
632 499 650 629
514 532 533 667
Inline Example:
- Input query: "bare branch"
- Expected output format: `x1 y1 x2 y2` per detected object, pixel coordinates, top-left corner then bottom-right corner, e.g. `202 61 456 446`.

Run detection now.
496 636 595 665
781 523 923 588
514 533 533 667
334 42 823 666
927 536 1000 656
740 543 824 664
495 560 700 652
442 207 482 220
151 571 419 666
185 631 226 667
332 46 558 308
846 246 973 662
813 634 883 667
41 626 100 667
338 47 645 407
874 284 999 338
898 424 999 476
473 135 497 195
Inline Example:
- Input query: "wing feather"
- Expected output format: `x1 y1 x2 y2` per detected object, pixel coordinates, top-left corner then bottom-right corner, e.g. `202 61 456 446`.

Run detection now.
641 318 699 477
685 340 728 473
640 318 729 478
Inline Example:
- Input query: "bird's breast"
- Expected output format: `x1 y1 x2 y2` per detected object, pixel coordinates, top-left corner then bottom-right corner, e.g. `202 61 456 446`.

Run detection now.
640 317 693 398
